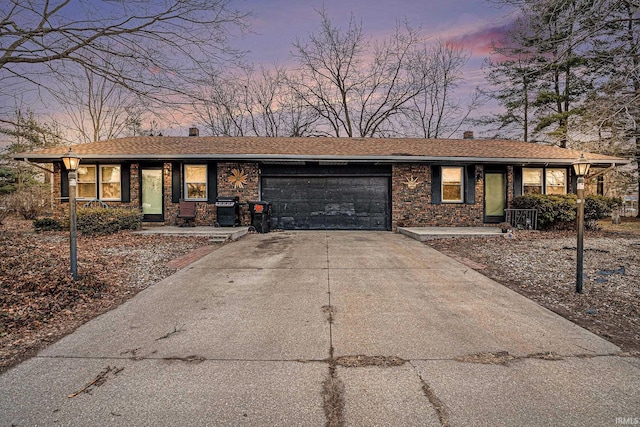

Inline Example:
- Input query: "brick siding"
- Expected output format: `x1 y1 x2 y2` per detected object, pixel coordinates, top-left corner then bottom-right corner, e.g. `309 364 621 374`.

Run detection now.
52 162 139 217
216 162 260 225
506 166 514 207
50 160 523 230
391 163 485 230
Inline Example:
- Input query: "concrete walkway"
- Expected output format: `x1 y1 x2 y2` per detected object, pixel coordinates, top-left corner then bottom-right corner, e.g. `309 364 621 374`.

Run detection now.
136 225 250 242
1 232 638 426
398 226 504 241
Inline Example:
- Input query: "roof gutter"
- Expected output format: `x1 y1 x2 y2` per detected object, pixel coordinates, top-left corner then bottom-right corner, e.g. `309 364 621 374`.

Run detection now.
12 153 631 167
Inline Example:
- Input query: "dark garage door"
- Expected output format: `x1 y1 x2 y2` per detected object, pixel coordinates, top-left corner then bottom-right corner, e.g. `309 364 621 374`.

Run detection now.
261 165 390 230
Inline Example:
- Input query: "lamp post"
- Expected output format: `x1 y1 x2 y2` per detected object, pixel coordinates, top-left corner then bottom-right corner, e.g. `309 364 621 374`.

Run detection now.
62 149 80 280
573 154 591 294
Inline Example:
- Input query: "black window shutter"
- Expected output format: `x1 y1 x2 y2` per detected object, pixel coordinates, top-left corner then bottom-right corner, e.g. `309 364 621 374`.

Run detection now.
431 166 442 204
207 162 217 204
171 162 181 203
465 165 476 204
121 163 130 202
596 175 603 195
513 167 523 197
60 164 69 202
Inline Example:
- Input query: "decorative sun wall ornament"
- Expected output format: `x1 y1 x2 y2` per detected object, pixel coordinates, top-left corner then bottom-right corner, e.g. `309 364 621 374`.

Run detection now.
403 175 422 190
229 168 248 189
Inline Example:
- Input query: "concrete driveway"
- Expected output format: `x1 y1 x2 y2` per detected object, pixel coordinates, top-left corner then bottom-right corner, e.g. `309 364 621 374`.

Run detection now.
1 232 638 426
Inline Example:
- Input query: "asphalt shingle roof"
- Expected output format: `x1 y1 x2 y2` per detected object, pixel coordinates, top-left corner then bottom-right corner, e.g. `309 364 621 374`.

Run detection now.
15 136 629 166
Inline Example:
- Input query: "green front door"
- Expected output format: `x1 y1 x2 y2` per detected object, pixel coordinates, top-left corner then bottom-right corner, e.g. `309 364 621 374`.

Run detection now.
484 172 506 223
141 168 164 222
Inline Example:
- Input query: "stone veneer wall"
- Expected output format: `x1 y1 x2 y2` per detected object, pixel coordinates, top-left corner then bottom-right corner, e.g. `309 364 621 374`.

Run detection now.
163 162 259 226
164 163 210 226
391 163 485 229
129 163 140 205
216 162 260 225
53 162 260 226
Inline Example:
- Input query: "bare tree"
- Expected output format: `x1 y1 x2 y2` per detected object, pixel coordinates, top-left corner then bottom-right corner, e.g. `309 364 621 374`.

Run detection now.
194 66 320 137
50 58 144 143
288 10 364 137
403 40 477 138
242 67 284 136
580 0 639 212
277 75 322 137
0 0 247 129
242 66 320 137
194 73 247 137
290 9 438 137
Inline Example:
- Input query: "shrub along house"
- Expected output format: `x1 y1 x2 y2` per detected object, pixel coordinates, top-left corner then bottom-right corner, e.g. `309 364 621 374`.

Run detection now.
14 132 629 231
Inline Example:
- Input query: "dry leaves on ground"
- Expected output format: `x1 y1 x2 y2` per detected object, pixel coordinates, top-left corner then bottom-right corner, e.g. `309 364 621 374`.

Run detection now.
427 220 640 353
0 218 213 372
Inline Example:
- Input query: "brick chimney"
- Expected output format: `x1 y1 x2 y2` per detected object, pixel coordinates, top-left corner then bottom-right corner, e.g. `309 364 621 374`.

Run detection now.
188 127 199 137
463 131 474 139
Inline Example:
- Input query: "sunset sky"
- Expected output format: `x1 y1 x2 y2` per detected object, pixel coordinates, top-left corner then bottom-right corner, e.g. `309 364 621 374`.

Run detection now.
231 0 516 86
0 0 519 145
218 0 519 137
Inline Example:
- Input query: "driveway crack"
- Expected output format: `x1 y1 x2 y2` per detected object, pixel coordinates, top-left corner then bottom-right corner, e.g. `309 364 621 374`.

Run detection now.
322 360 345 427
322 231 345 427
325 231 334 359
409 361 450 427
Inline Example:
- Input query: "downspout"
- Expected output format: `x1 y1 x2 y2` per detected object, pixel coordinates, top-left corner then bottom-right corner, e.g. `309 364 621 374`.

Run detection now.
586 163 617 199
587 163 616 180
21 159 55 174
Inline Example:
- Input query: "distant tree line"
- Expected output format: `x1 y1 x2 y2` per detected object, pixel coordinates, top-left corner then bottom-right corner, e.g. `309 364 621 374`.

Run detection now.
192 9 476 139
481 0 638 201
1 2 476 144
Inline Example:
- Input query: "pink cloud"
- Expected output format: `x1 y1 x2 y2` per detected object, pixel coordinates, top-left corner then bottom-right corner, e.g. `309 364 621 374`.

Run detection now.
447 22 514 56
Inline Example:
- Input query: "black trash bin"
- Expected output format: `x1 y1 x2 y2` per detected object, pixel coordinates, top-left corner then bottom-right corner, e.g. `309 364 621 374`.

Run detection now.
215 196 240 226
249 201 271 233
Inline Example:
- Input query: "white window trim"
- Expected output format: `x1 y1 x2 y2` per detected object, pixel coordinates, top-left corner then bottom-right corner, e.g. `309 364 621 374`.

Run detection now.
522 167 543 195
75 164 123 201
545 168 567 195
441 166 464 203
184 164 208 201
76 165 97 200
98 164 122 201
522 167 568 195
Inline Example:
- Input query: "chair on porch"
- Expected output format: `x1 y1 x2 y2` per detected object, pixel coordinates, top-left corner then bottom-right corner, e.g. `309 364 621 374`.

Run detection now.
175 199 197 227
